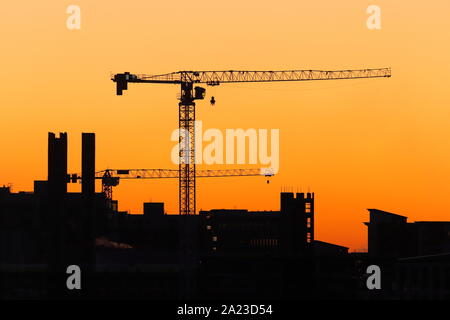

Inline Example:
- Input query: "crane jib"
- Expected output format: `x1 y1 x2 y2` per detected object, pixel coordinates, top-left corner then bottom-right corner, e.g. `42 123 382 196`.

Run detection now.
112 68 391 89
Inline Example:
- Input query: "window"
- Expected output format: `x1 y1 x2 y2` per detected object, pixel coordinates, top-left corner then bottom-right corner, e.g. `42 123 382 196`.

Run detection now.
305 202 311 213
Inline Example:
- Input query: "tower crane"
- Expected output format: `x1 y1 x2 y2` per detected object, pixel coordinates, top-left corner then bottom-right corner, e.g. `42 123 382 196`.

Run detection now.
112 68 391 215
97 168 274 201
69 167 274 202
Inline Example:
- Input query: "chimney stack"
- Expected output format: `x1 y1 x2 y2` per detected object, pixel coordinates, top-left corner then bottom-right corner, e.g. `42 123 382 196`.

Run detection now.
82 133 95 195
48 132 68 196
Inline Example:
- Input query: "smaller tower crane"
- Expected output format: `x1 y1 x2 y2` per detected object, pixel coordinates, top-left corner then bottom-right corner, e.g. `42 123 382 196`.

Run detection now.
70 167 274 201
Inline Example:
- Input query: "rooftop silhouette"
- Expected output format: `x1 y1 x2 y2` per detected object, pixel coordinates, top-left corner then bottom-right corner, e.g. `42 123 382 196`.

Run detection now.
1 132 450 300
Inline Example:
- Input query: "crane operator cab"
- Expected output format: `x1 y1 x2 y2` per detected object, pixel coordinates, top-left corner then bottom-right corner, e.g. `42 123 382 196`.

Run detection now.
194 86 206 100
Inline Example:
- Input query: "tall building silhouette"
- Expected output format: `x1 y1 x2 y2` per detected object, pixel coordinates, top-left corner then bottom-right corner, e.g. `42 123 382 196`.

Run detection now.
199 192 314 257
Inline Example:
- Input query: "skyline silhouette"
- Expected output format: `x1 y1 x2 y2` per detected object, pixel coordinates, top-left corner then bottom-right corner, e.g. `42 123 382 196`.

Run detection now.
1 132 450 299
3 2 450 252
2 0 450 303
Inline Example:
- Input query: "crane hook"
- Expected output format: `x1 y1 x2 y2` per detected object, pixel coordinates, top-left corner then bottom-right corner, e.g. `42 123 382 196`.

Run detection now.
210 96 216 106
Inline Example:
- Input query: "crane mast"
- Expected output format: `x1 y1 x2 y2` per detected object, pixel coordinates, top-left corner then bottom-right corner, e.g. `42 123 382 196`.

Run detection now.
112 67 391 215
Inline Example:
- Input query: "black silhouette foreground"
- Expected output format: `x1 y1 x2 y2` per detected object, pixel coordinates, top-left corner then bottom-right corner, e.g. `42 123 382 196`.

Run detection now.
1 132 449 300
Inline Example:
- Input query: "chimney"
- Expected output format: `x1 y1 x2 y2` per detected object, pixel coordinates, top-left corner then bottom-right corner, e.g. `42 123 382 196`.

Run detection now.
82 133 95 195
48 132 68 196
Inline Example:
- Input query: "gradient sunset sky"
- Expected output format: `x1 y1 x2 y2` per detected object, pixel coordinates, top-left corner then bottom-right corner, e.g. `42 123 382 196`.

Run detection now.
1 1 450 250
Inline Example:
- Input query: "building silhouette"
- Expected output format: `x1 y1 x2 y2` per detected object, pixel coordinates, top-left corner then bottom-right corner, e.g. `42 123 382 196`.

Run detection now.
363 209 450 299
2 132 450 300
366 209 450 258
199 191 314 257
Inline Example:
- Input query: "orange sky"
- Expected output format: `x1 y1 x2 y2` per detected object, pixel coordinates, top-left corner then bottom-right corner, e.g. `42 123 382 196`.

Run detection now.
1 1 450 251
